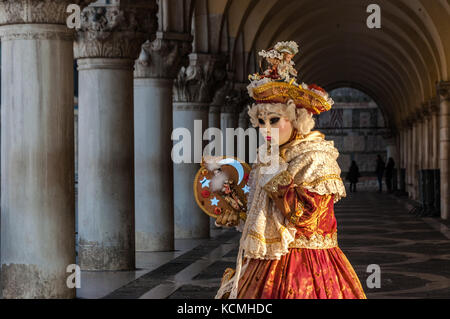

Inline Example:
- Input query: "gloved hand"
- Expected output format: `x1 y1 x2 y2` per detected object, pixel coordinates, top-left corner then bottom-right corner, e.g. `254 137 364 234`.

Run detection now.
215 209 239 227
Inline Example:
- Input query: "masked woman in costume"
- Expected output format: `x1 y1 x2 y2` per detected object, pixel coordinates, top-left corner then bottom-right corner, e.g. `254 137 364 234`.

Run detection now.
214 41 366 299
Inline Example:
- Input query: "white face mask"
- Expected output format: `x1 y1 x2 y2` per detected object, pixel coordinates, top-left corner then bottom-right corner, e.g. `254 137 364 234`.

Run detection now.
257 111 293 146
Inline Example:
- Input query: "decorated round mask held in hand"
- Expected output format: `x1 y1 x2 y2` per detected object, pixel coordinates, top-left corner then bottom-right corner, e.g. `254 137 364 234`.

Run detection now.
193 156 252 224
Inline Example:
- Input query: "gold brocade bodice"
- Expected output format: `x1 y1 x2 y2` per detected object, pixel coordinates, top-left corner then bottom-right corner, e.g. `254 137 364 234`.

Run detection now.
257 129 345 250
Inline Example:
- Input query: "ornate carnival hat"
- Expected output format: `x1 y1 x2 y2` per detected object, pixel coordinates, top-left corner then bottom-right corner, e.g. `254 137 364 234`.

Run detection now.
274 41 299 55
247 41 334 115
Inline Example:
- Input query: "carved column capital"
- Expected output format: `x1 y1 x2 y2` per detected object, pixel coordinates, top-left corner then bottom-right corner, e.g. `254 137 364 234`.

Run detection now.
134 32 193 79
0 0 94 25
211 72 234 107
411 107 424 123
174 53 228 103
404 114 415 129
421 101 432 119
399 118 409 131
437 81 450 102
430 99 439 115
75 1 158 60
222 86 251 115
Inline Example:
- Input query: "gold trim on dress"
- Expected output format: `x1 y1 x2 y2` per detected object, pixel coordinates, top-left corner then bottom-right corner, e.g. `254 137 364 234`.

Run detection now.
289 232 338 249
300 174 343 186
248 230 338 250
263 170 294 194
248 230 284 244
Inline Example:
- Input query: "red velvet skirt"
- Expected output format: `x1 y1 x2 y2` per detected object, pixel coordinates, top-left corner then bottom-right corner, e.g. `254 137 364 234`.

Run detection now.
237 247 367 299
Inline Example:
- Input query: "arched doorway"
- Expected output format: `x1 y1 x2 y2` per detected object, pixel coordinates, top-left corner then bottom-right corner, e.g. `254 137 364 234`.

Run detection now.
316 87 390 191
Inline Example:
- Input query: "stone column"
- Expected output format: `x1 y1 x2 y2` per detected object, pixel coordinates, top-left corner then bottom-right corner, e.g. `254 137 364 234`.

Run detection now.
410 119 417 199
134 32 192 251
209 106 222 138
234 83 250 131
208 104 221 230
430 100 441 215
221 104 238 157
221 87 248 158
208 77 233 156
399 126 407 193
414 111 424 200
239 107 250 130
422 108 429 169
416 113 425 171
208 79 233 230
75 1 157 270
423 105 432 169
437 82 450 220
411 120 417 199
416 109 426 202
405 123 412 193
173 53 226 239
431 100 440 169
208 99 221 232
406 118 414 198
418 113 425 170
398 129 403 169
0 0 93 299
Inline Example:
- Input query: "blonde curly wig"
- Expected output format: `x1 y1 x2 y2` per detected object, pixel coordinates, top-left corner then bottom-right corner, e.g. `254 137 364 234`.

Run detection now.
247 99 315 136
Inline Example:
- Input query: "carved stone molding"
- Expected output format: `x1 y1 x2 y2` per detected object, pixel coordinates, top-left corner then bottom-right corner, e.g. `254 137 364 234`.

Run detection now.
173 102 210 112
0 23 74 41
0 0 94 25
174 53 228 103
134 32 193 79
75 1 158 60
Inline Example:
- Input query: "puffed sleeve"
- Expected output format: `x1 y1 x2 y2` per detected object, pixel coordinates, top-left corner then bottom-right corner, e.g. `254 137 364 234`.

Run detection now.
262 170 325 226
262 170 296 216
289 187 330 226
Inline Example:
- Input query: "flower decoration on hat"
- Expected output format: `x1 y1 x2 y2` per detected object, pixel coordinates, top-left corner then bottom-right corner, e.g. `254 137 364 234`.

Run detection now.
274 41 299 55
247 40 334 115
258 49 283 60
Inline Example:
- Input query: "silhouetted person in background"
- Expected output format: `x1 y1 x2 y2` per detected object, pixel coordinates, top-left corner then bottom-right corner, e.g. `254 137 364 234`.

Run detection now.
347 161 361 193
385 157 395 193
375 155 385 193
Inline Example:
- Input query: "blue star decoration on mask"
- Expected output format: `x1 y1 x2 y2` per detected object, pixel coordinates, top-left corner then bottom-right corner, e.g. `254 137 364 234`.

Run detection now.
210 197 220 206
200 177 211 188
242 185 250 194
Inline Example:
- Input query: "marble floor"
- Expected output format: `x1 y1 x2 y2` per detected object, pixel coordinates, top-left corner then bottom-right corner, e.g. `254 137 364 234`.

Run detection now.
79 191 450 299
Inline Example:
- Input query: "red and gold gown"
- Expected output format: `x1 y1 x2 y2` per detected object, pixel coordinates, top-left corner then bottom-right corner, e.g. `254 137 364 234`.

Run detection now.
216 130 366 299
